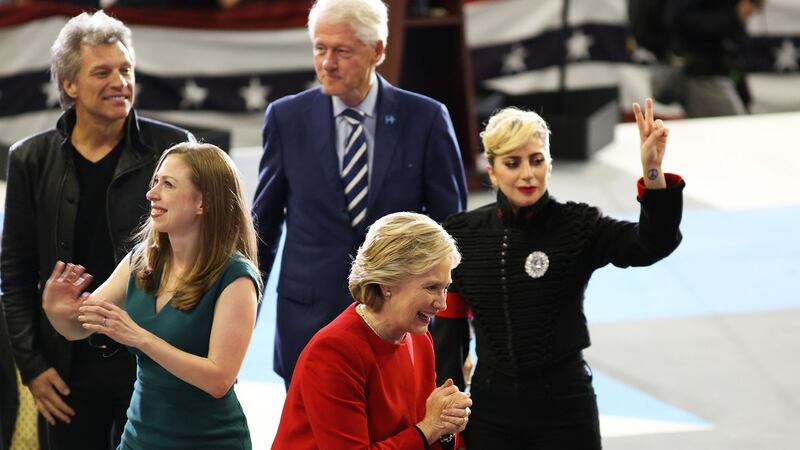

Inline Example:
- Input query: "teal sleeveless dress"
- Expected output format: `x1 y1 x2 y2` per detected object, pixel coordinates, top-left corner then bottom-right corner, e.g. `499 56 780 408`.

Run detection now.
118 252 258 450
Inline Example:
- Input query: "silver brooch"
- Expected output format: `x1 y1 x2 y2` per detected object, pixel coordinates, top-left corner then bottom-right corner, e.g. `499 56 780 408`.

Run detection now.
524 251 549 278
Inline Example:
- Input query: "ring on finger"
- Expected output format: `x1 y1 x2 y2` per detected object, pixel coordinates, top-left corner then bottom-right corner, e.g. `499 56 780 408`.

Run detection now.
102 317 107 327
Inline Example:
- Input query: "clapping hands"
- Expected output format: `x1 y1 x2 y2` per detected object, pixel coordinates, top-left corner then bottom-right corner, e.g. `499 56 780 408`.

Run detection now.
43 261 93 319
78 298 148 348
418 378 473 443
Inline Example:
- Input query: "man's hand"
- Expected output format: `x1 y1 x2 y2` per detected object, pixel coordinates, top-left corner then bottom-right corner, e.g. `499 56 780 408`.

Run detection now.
27 367 74 426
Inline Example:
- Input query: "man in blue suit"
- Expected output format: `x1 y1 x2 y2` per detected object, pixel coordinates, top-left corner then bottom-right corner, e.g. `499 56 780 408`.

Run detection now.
253 0 468 385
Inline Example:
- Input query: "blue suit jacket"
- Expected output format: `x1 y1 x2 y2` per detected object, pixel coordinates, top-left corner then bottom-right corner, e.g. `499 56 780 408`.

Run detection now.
252 76 468 382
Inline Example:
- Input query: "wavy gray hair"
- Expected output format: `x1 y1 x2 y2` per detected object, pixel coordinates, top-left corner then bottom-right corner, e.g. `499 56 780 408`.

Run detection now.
50 11 134 110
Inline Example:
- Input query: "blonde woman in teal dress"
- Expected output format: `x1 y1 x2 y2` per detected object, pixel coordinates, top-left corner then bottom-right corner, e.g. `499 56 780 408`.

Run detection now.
41 142 262 449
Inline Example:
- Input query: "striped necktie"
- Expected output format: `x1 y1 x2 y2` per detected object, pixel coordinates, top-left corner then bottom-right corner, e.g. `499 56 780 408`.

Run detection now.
341 108 368 228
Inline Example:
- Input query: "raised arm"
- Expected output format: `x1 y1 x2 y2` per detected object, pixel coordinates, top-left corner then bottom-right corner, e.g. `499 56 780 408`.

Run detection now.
588 98 685 268
633 98 669 190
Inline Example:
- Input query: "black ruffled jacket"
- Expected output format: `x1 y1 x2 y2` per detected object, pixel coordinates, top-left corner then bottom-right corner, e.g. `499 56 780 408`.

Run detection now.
432 178 685 387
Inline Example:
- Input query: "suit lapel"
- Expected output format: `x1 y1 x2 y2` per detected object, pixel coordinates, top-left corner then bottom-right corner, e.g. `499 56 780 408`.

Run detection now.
307 92 344 198
367 76 400 219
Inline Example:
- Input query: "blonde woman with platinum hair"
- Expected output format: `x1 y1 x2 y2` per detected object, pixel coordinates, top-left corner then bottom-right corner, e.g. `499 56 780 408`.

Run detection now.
432 99 686 448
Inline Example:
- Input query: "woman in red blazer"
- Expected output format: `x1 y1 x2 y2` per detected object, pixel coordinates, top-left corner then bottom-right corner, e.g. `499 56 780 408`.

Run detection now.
272 212 471 449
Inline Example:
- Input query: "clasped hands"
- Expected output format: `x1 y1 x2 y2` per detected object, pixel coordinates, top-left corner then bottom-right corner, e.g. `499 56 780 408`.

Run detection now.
417 378 473 443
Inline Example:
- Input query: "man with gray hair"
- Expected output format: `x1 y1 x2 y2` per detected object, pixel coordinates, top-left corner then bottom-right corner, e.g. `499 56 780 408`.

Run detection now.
253 0 468 387
1 11 193 450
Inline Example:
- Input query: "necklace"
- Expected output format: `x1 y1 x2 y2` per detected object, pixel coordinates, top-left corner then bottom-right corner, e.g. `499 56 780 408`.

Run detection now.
356 303 404 344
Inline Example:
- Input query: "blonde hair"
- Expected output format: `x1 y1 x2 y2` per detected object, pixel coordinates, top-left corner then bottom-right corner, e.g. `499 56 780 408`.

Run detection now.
348 212 460 310
481 107 552 165
130 143 262 310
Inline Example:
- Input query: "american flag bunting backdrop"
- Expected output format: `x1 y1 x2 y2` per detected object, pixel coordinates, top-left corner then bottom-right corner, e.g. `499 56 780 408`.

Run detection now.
0 0 798 148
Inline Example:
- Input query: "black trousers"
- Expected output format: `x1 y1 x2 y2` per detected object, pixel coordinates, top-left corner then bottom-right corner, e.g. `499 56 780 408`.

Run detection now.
465 355 601 450
45 340 135 450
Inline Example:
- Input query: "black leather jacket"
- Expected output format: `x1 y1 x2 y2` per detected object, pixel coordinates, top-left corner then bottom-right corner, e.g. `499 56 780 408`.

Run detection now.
0 305 17 450
1 108 194 383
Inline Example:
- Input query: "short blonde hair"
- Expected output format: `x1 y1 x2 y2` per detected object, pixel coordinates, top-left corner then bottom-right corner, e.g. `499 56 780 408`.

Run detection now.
348 212 460 310
481 107 552 165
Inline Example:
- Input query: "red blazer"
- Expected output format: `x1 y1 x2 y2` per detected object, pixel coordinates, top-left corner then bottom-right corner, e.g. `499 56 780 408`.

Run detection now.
272 304 445 449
